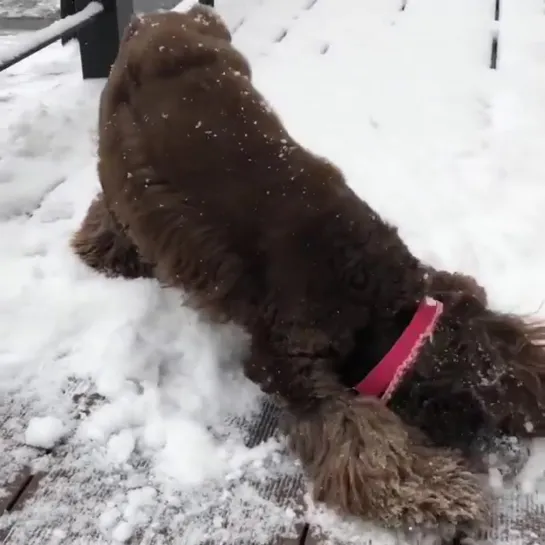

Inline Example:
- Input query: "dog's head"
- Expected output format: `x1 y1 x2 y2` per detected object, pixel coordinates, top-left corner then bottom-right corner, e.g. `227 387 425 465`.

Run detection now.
99 6 251 134
113 7 249 90
180 3 232 42
122 5 232 53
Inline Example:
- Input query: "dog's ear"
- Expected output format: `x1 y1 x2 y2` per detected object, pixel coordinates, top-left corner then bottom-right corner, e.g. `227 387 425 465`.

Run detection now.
185 4 232 42
118 14 143 51
97 16 144 120
127 14 143 38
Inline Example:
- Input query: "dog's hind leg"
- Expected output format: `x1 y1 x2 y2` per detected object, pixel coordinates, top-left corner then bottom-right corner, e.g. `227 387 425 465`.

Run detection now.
97 103 255 322
71 194 154 279
246 327 490 541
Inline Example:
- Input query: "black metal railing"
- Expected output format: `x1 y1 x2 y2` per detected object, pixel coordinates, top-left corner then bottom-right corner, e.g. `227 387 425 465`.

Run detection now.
0 0 215 78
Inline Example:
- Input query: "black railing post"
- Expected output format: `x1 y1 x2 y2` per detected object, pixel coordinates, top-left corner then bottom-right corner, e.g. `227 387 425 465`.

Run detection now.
60 0 76 45
74 0 133 79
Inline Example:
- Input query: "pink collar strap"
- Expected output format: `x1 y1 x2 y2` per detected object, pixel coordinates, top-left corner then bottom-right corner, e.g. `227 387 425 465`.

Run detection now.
354 297 444 402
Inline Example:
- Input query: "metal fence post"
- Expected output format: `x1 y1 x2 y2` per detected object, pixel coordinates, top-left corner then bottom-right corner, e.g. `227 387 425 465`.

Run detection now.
74 0 134 79
60 0 76 45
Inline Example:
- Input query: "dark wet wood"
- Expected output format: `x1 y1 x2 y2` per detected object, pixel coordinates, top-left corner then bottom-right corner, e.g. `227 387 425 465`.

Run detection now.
275 533 305 545
7 472 48 513
0 467 33 515
0 442 48 542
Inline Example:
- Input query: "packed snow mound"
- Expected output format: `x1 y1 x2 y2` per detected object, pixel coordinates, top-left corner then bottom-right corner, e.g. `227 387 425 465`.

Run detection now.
25 416 67 449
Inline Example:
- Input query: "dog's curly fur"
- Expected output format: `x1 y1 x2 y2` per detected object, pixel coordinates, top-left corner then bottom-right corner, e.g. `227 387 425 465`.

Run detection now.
71 196 154 279
72 6 545 541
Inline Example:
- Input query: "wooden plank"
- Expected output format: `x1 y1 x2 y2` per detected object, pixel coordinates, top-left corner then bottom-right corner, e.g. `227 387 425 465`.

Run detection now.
0 419 51 541
271 0 407 56
304 490 545 545
136 400 307 545
231 0 323 60
499 0 545 73
6 471 48 513
0 378 102 542
393 0 495 71
487 491 545 545
0 411 45 519
0 397 306 545
0 467 33 516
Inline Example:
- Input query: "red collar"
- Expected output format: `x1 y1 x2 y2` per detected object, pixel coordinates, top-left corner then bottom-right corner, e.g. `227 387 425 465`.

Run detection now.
354 297 444 402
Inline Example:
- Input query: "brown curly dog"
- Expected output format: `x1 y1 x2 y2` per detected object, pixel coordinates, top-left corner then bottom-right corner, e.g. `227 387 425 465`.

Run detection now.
71 5 545 543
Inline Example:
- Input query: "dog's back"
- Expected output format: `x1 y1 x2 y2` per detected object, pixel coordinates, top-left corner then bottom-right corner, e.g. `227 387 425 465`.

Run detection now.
98 7 425 335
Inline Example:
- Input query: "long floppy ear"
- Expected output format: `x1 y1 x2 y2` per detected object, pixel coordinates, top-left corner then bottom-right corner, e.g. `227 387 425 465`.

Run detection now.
110 15 144 90
185 4 232 42
123 14 143 42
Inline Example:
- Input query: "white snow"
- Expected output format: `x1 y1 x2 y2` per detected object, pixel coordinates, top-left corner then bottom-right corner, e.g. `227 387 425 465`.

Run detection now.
517 439 545 494
98 505 121 532
2 0 545 543
107 429 137 465
0 2 103 70
24 415 67 449
488 467 504 491
111 520 134 543
0 0 58 19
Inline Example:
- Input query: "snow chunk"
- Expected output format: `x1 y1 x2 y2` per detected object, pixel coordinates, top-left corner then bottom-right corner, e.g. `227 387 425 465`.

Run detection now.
517 438 545 494
111 521 134 543
99 507 121 531
488 467 504 491
107 429 136 464
155 418 223 485
24 416 67 449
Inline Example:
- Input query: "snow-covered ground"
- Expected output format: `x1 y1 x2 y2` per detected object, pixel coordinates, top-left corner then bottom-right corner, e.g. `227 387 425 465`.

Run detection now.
0 0 57 19
0 0 184 19
1 0 545 543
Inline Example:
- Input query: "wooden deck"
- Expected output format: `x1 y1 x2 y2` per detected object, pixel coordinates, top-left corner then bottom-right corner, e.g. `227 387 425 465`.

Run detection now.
2 386 545 545
2 0 545 542
0 388 312 545
0 385 307 545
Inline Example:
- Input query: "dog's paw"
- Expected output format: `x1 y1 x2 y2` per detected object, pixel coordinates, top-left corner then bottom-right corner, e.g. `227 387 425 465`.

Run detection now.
283 395 490 537
283 395 415 526
408 446 491 542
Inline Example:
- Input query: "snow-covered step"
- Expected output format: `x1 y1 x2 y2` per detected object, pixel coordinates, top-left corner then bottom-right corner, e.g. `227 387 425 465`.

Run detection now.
231 0 318 61
393 0 496 72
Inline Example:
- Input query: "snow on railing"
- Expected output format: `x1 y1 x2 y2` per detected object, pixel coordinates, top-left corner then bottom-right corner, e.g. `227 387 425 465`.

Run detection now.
0 0 215 79
0 2 103 73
